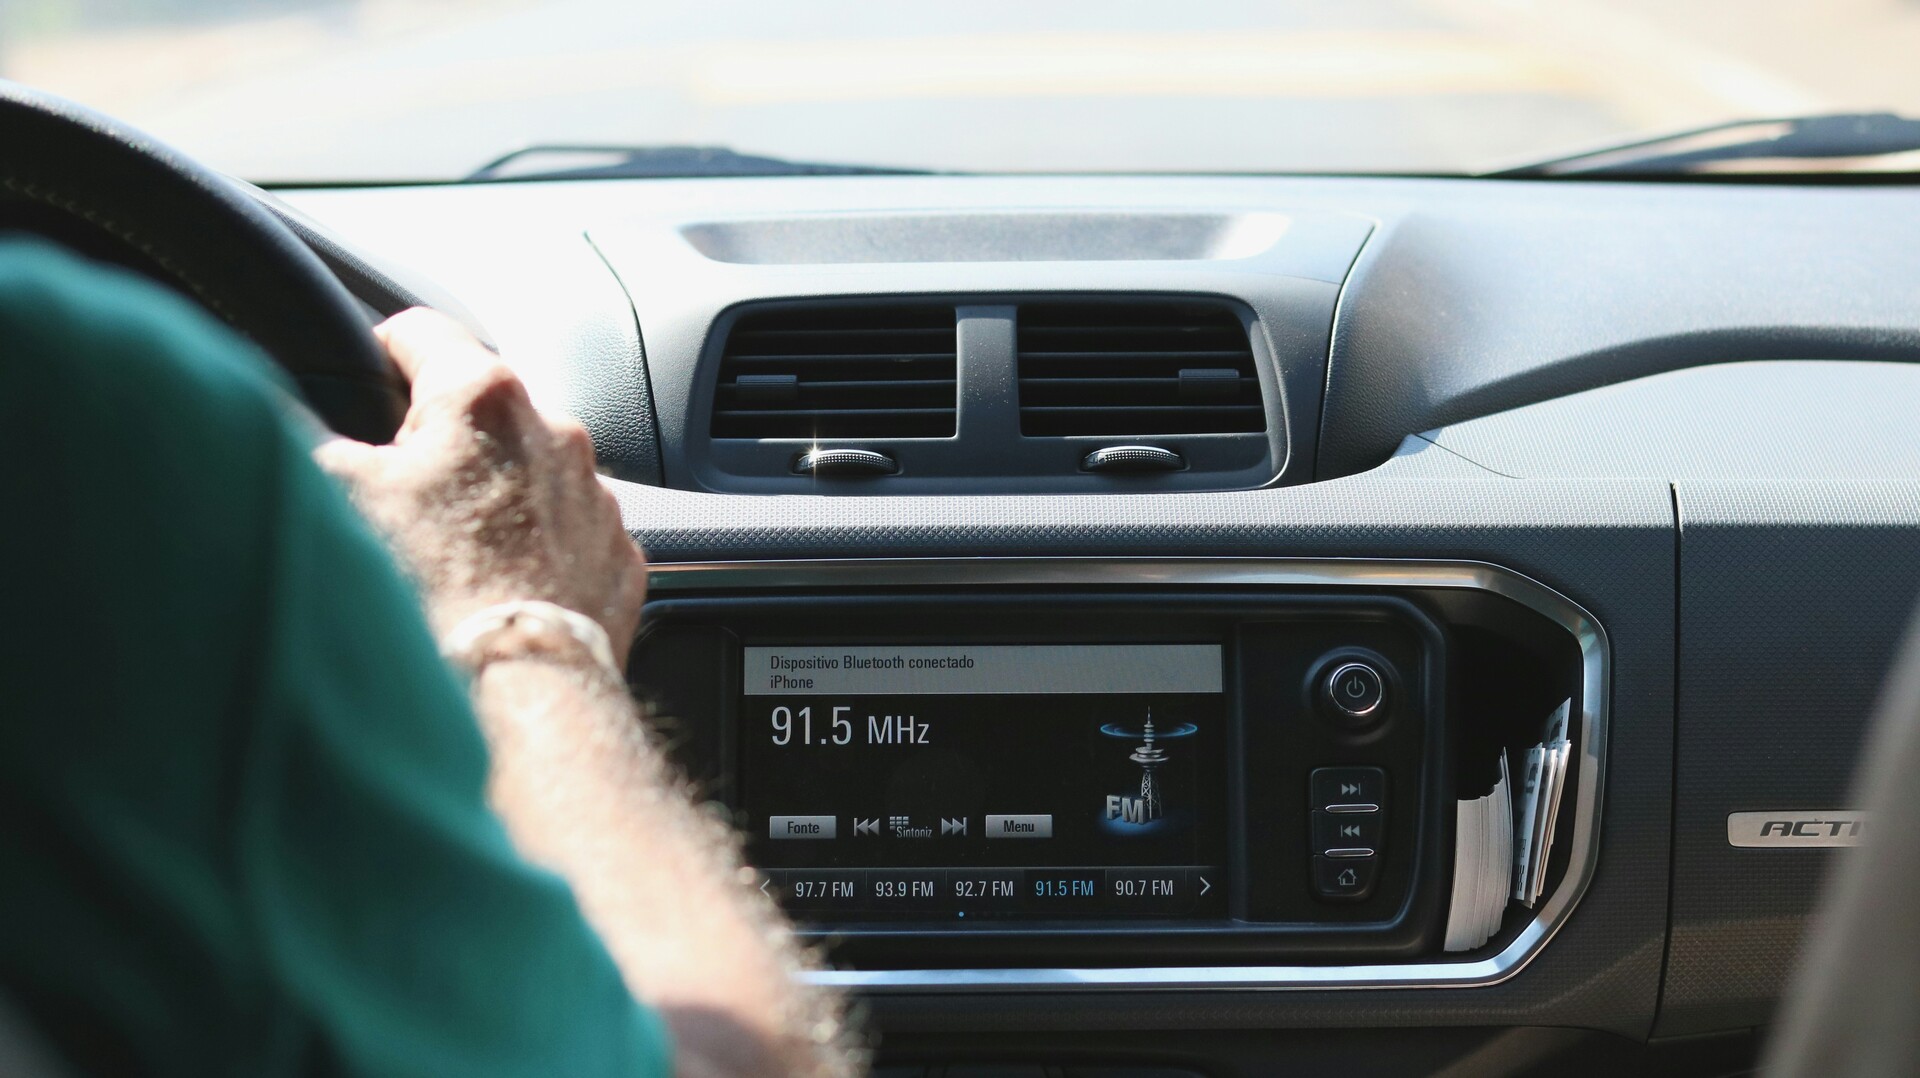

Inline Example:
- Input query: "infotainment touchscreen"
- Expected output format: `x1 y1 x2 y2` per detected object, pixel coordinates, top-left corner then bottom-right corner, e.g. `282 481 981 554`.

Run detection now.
740 643 1228 921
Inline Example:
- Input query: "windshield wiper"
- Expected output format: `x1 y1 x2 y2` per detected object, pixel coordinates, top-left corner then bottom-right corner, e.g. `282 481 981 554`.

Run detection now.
465 143 934 182
1488 112 1920 178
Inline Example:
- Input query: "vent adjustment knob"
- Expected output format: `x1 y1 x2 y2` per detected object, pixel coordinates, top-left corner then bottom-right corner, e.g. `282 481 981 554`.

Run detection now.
793 448 899 477
1082 445 1186 473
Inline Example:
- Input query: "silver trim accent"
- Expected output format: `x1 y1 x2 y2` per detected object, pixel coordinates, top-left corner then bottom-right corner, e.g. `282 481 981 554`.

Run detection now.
1325 803 1381 815
1728 810 1865 848
792 447 898 477
646 557 1609 993
1082 445 1186 473
1326 661 1385 716
1324 848 1376 859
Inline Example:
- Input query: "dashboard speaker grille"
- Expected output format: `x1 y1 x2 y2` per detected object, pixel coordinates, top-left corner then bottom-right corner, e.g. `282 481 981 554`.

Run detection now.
1017 300 1265 437
712 305 958 439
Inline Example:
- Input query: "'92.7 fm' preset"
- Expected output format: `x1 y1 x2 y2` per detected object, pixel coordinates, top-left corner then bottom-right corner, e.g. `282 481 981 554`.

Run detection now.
738 644 1230 921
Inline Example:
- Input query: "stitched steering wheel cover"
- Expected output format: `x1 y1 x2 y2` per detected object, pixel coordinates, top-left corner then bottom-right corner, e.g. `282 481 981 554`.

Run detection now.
0 80 406 443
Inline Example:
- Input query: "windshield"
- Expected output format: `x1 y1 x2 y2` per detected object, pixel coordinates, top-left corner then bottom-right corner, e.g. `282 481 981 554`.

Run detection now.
5 0 1919 182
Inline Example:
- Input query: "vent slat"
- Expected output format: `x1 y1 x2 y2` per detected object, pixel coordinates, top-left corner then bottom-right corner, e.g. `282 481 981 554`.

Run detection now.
1021 322 1244 336
722 378 958 393
1019 377 1260 387
1023 405 1266 415
1017 349 1251 360
722 353 955 364
1017 301 1265 437
715 408 954 418
731 326 956 337
719 387 955 408
713 305 957 439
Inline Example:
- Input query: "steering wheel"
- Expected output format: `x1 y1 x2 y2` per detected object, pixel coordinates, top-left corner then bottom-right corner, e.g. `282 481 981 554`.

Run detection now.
0 81 406 443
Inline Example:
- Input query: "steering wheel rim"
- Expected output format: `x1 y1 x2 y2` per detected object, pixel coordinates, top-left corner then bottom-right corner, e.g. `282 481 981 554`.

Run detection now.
0 80 406 443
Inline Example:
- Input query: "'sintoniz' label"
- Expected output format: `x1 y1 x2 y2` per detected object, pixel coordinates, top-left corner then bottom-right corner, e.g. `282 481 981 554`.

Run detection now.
1727 811 1866 848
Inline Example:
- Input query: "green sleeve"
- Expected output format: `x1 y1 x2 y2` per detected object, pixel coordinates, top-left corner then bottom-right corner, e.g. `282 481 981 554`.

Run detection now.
0 239 670 1078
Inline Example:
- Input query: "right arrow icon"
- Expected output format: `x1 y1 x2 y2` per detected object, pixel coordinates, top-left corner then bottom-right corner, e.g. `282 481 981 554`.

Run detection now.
1198 875 1212 896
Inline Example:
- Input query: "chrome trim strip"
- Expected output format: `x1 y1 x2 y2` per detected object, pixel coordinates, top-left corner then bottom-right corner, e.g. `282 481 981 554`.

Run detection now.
646 557 1609 992
1728 810 1865 848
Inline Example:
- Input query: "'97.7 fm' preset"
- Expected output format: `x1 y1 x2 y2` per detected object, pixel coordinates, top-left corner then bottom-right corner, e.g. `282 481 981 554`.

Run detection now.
738 644 1230 921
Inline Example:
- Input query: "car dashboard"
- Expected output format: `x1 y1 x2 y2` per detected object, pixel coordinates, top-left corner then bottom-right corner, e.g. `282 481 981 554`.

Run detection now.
281 172 1920 1076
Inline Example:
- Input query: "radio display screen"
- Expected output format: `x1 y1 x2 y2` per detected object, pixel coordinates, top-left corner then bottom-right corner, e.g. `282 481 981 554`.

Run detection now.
739 643 1228 921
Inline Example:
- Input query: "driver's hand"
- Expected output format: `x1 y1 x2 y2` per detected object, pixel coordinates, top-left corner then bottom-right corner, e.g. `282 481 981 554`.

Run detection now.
314 309 647 654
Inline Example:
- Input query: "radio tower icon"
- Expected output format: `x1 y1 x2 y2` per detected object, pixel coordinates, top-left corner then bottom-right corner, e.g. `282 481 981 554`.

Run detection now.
1101 709 1197 828
1129 710 1168 823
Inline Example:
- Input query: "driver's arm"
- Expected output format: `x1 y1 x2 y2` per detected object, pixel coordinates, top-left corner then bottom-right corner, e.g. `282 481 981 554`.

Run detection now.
0 240 851 1078
315 310 856 1078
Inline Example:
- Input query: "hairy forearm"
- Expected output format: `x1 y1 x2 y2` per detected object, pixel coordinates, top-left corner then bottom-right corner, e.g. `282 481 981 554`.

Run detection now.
312 311 845 1074
470 654 857 1078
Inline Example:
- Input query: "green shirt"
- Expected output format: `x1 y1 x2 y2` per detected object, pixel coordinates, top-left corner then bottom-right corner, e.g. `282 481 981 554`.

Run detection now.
0 239 670 1077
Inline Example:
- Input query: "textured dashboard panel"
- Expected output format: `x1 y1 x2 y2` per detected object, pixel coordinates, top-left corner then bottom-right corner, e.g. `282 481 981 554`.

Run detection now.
274 184 665 483
1317 186 1920 478
1423 361 1920 480
1660 481 1920 1036
1372 437 1506 479
608 475 1676 1038
576 237 664 484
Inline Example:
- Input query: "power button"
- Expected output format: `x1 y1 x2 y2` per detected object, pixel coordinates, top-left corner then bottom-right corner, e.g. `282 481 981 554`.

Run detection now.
1323 661 1385 719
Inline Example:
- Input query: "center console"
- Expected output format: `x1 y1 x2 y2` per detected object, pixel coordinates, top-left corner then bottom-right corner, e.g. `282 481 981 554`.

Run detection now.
631 559 1603 989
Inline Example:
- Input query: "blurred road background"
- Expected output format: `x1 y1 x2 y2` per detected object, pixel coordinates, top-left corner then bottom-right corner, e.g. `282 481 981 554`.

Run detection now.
3 0 1918 181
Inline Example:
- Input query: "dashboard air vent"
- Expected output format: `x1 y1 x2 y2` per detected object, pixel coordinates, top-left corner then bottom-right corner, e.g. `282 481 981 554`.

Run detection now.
1017 300 1265 437
712 305 957 439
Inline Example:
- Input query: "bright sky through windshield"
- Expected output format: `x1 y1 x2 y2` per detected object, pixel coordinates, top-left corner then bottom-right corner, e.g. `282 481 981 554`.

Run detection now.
4 0 1919 181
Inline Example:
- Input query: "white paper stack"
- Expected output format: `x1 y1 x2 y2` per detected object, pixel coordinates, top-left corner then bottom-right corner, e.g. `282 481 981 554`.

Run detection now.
1512 700 1573 907
1444 698 1577 951
1443 753 1512 952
